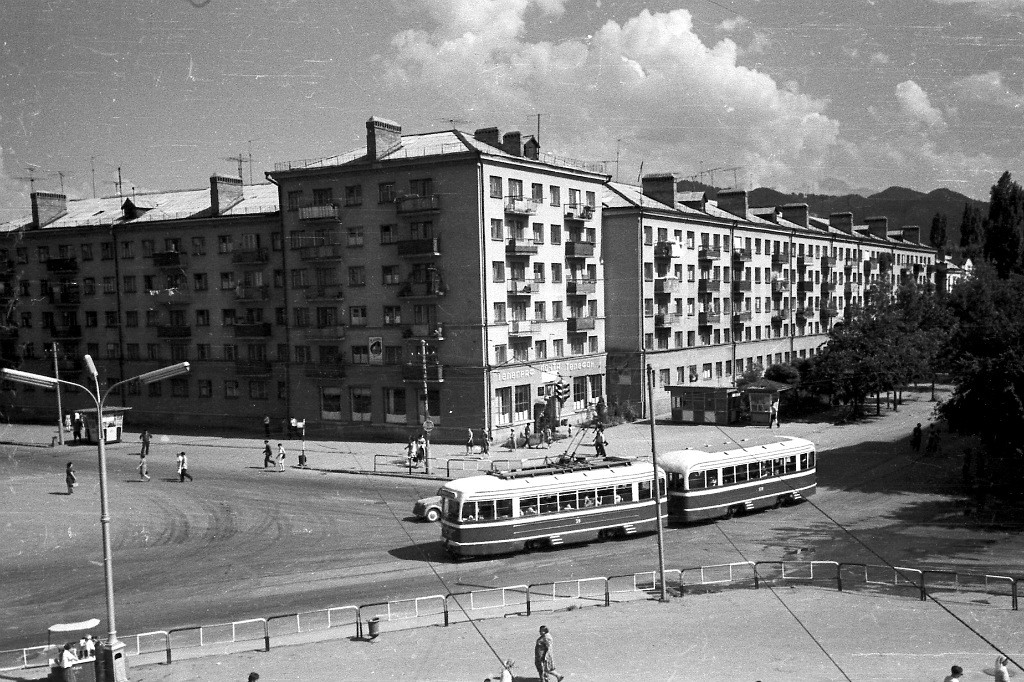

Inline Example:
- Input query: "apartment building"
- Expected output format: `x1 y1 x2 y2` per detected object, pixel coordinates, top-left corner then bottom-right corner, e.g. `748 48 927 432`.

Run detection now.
601 174 938 415
267 117 610 441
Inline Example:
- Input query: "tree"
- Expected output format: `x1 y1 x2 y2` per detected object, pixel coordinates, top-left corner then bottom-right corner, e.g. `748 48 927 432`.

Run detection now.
983 171 1024 278
735 363 763 389
959 202 984 259
765 363 800 386
929 212 948 249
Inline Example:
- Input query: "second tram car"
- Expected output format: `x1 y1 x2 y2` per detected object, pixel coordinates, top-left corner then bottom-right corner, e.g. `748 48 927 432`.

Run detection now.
660 437 816 523
439 458 667 558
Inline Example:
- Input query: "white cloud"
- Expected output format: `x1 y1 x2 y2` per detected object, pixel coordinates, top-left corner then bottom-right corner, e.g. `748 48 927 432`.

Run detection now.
895 80 946 127
953 71 1024 109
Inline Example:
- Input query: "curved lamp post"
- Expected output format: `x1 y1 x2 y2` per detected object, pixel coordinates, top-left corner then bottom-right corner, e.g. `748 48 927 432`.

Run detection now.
1 356 189 682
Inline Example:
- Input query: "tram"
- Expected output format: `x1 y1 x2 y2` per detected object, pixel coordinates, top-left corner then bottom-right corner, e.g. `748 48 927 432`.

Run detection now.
439 458 667 558
660 437 816 523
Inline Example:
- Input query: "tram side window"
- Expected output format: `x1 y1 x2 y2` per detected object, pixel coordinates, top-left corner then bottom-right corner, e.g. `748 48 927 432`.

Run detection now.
808 451 816 468
461 502 477 522
668 473 684 491
722 466 735 485
616 483 634 502
539 494 558 515
773 458 785 476
477 500 495 521
688 471 706 490
443 497 460 522
747 463 761 481
638 480 652 500
706 470 719 487
799 452 808 469
785 456 797 474
496 498 513 519
659 478 665 496
597 487 615 505
558 491 578 511
734 464 748 483
520 496 539 515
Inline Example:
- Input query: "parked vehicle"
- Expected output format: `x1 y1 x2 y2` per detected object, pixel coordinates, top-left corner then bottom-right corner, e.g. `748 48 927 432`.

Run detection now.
413 489 443 522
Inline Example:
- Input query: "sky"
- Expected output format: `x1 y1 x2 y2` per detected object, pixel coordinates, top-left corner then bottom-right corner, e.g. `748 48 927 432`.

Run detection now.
2 0 1023 220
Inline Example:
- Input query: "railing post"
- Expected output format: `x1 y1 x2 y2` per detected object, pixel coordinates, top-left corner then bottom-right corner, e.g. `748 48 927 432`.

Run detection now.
164 632 171 665
919 571 928 602
443 596 450 627
356 608 363 639
1013 579 1019 611
526 585 532 617
753 563 760 590
604 578 610 606
837 563 844 593
263 619 270 652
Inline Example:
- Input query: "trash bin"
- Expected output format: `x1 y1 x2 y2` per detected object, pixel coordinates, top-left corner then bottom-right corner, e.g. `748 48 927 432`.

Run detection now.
367 617 380 638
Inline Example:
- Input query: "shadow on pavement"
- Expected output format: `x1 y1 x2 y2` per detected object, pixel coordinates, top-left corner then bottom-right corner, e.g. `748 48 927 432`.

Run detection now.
388 541 449 563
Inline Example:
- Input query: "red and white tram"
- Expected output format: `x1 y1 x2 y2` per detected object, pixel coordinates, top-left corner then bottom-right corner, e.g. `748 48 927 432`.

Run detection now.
660 437 816 523
439 458 667 558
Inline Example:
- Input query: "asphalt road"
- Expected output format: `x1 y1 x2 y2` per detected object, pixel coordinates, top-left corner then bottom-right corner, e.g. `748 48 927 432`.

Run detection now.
3 389 1022 652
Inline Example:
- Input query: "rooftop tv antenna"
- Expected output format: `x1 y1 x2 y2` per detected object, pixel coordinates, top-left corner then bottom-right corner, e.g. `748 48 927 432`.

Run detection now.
438 117 469 129
14 166 39 193
225 154 248 183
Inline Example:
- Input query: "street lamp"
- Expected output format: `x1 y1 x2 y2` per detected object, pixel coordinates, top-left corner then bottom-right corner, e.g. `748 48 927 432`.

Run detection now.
1 356 190 682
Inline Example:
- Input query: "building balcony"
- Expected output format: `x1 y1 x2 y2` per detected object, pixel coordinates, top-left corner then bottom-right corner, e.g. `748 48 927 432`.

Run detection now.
305 285 344 302
397 237 441 258
235 284 270 301
843 282 858 296
653 277 681 295
654 313 682 328
820 281 836 294
302 324 346 340
796 306 814 322
698 312 720 327
156 325 191 339
866 257 878 271
771 310 789 326
304 361 346 379
508 320 539 336
654 241 676 259
48 325 83 340
564 204 594 221
504 197 542 215
506 238 538 255
821 256 837 271
698 247 721 261
796 255 807 269
48 289 82 306
153 251 188 269
403 323 445 340
771 279 791 294
566 278 597 295
396 194 441 214
402 363 444 382
506 279 535 297
298 243 346 261
233 322 272 338
566 316 596 332
45 257 78 274
148 288 192 305
235 360 273 376
731 279 752 294
771 252 789 267
231 247 270 265
820 304 839 318
796 280 814 294
731 311 752 324
732 248 752 262
698 279 721 293
398 281 446 299
298 203 341 221
564 241 595 258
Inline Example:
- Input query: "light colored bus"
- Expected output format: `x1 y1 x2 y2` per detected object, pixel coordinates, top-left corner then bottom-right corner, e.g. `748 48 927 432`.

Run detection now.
439 458 667 558
660 437 816 523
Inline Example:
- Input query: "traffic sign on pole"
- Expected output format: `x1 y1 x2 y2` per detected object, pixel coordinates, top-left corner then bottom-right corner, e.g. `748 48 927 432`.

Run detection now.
422 419 435 433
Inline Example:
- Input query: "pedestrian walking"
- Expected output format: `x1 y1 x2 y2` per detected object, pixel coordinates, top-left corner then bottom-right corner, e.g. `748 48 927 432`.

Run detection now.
406 437 417 468
138 451 151 481
60 642 80 681
480 428 490 456
594 425 608 458
524 423 532 448
263 440 273 468
466 428 474 454
509 427 516 452
276 443 286 472
910 423 923 452
65 462 77 495
263 414 271 439
942 664 963 682
177 451 193 482
72 416 82 443
534 625 563 682
416 435 427 463
925 426 941 457
543 425 552 448
139 429 151 456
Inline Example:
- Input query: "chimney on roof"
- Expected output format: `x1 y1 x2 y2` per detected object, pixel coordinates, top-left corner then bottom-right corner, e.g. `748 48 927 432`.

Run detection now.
502 131 523 157
31 191 67 229
780 203 809 228
752 208 779 224
474 127 501 148
829 212 854 234
901 225 921 244
210 175 243 216
716 189 747 218
523 136 540 160
641 173 678 207
865 216 888 239
366 116 402 160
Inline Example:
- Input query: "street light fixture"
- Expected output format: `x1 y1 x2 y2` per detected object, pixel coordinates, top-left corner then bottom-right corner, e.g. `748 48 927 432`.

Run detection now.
0 356 190 682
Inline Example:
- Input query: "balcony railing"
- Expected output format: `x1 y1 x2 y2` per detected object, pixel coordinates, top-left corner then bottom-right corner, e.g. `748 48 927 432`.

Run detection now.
45 257 78 273
797 281 814 294
298 243 346 261
403 323 445 340
698 247 721 261
653 277 680 295
698 279 721 293
731 279 752 293
564 241 595 258
231 247 269 265
235 360 273 376
504 197 542 215
235 284 270 301
506 279 534 296
654 241 676 259
654 313 682 327
843 283 858 296
771 310 789 326
564 204 594 221
299 324 345 341
402 363 444 382
298 203 340 221
566 316 596 332
233 322 273 338
821 281 837 293
304 361 346 379
732 248 752 262
395 194 441 214
156 325 191 339
398 281 446 298
731 311 752 323
820 304 839 318
566 278 597 295
698 312 720 326
771 252 789 267
505 237 538 255
48 289 82 306
153 251 189 268
796 307 814 321
396 237 440 258
148 288 192 305
821 256 837 270
304 285 344 302
508 320 539 336
771 279 791 294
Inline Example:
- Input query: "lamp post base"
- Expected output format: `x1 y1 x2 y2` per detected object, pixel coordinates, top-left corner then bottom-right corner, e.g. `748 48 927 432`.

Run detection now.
96 639 129 682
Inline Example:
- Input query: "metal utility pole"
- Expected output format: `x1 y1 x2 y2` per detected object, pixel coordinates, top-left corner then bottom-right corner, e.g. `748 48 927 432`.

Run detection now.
52 342 64 445
421 339 432 475
647 364 668 602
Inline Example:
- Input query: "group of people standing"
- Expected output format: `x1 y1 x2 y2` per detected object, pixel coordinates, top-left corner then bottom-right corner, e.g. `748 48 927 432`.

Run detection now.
262 440 288 471
910 422 942 457
483 625 564 682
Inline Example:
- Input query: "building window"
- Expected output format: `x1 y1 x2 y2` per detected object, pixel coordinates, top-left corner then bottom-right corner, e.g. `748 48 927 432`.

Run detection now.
489 176 502 198
383 306 402 325
492 262 505 282
313 188 333 206
348 267 365 286
103 277 116 294
549 186 561 206
350 306 368 326
249 380 268 400
494 344 507 364
224 380 239 399
493 302 506 323
195 309 210 326
121 241 135 259
170 377 189 398
380 224 397 244
379 182 396 204
491 219 504 241
197 343 211 359
382 265 401 285
218 235 233 254
126 343 139 359
344 185 362 206
198 380 212 398
291 268 310 288
85 311 98 327
287 190 302 211
551 263 562 283
220 272 235 290
350 387 372 421
80 244 93 261
105 311 118 327
147 343 160 360
347 226 364 247
123 276 137 293
294 308 310 327
384 387 407 423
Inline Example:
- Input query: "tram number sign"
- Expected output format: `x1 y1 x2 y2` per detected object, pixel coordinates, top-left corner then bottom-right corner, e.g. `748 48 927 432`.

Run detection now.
422 419 435 433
